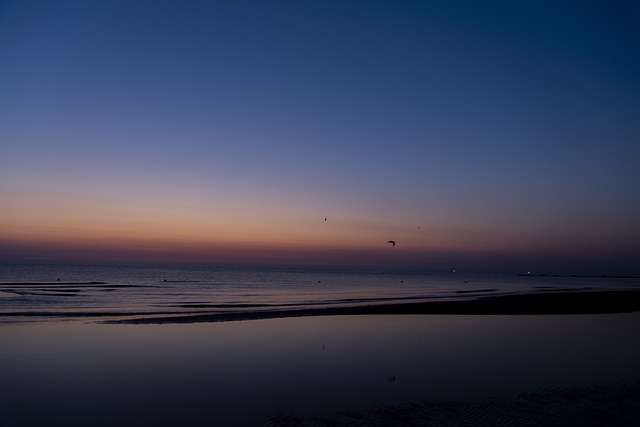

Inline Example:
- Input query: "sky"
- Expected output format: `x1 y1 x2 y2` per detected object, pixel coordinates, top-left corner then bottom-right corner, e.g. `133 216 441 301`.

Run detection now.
1 0 639 273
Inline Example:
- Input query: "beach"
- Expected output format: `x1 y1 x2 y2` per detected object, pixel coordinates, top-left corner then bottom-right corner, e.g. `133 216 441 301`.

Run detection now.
268 381 640 426
1 267 640 425
3 0 639 424
2 305 640 425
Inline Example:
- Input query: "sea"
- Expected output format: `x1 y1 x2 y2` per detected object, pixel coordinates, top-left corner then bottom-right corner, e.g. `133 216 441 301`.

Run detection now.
1 264 638 323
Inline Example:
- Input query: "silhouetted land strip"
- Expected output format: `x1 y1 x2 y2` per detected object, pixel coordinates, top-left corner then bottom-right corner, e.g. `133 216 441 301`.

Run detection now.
519 274 640 279
0 282 140 298
109 289 640 324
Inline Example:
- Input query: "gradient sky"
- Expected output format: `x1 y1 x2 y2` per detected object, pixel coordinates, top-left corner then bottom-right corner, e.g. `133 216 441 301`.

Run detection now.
1 0 639 273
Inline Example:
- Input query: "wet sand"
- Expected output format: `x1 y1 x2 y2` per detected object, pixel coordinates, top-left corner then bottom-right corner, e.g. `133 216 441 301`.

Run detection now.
3 283 640 425
2 311 640 426
109 289 640 324
268 381 640 426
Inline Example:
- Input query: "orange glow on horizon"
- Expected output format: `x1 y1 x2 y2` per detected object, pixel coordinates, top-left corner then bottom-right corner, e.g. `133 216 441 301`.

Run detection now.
2 184 638 272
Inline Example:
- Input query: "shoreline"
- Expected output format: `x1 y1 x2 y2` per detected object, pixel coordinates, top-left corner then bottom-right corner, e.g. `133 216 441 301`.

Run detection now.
107 289 640 324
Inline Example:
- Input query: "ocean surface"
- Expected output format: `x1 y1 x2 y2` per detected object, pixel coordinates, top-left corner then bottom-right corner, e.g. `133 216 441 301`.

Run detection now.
1 264 638 323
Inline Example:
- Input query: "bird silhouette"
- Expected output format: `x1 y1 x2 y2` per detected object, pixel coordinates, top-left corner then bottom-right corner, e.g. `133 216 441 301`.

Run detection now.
387 240 396 246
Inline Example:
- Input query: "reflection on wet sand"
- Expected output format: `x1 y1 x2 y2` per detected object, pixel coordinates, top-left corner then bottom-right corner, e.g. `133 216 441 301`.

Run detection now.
1 313 640 426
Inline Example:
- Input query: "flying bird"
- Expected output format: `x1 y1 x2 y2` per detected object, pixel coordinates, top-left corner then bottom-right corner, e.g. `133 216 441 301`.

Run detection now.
386 240 396 246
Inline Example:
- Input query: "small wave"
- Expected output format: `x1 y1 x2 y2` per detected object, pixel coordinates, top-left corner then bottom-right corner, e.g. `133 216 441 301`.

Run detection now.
160 280 204 283
453 288 497 294
0 282 152 289
0 290 19 298
172 303 278 309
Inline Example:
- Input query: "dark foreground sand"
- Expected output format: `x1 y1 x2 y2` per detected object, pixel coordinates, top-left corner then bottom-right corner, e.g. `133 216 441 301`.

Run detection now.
3 302 640 426
110 289 640 324
267 381 640 426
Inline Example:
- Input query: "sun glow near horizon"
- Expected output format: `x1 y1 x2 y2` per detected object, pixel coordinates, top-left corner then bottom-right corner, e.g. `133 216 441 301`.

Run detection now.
2 195 637 274
2 164 638 272
1 0 639 273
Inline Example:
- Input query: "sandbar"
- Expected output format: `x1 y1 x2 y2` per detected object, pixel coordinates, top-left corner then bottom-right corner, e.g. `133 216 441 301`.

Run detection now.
108 289 640 324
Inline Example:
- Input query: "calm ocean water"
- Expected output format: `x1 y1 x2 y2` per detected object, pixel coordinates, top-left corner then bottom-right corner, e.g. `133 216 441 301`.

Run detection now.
1 264 638 323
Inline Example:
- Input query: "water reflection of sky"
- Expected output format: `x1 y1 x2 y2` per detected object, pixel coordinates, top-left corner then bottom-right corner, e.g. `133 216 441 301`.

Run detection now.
1 314 639 426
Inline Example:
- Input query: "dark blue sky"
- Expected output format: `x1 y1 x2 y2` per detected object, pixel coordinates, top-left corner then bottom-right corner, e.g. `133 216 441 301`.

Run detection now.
1 0 639 272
